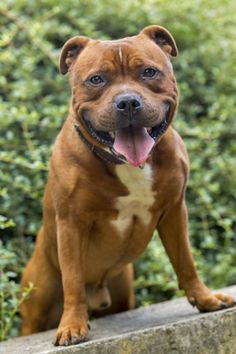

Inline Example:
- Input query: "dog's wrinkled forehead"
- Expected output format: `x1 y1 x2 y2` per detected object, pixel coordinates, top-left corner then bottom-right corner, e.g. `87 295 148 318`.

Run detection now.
73 37 172 78
59 26 177 75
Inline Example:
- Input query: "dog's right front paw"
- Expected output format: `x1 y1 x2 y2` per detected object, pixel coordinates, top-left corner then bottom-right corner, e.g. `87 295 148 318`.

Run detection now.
55 322 89 346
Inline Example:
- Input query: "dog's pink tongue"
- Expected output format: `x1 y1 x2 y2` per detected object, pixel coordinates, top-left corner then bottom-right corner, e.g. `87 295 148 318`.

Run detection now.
113 126 155 167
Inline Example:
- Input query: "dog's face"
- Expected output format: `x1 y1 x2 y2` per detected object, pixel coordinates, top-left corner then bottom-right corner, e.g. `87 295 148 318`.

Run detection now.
60 26 178 166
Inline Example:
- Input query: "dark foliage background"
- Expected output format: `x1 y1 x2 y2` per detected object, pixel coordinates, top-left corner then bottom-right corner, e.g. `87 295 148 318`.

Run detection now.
0 0 235 339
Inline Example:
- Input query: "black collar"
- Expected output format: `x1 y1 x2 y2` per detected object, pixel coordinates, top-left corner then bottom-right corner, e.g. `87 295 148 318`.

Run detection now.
74 123 125 165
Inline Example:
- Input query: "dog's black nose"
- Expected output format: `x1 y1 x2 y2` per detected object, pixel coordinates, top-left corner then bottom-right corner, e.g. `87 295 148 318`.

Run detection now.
115 94 142 114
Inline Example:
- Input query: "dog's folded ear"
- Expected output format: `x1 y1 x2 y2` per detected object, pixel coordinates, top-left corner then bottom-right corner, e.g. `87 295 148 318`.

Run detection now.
59 36 90 75
141 25 178 57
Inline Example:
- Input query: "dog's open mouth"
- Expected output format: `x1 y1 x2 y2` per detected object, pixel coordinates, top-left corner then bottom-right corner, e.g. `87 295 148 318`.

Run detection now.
82 111 169 167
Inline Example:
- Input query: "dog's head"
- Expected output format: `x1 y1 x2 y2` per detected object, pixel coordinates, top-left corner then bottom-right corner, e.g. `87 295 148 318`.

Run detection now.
59 26 178 167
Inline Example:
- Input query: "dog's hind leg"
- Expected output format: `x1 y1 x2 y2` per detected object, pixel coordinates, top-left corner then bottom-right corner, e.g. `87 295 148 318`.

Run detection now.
109 263 135 313
20 227 63 335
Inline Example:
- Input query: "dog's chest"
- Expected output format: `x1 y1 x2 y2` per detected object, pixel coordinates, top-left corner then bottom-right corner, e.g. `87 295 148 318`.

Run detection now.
111 163 155 234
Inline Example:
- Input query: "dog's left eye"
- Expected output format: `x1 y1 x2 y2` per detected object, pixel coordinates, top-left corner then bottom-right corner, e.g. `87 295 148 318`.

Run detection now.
142 67 158 79
89 75 105 85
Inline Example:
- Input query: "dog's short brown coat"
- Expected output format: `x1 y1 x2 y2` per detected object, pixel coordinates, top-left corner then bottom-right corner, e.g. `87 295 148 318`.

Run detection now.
21 26 235 346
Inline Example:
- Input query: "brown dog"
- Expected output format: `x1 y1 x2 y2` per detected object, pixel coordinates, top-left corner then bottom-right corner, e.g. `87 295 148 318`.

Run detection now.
20 25 235 346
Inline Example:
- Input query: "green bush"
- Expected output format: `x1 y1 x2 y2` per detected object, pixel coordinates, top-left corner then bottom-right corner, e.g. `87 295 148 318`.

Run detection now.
0 0 236 339
0 241 34 341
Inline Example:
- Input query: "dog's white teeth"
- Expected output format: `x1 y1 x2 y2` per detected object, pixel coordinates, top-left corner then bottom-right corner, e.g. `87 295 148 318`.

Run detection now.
110 132 115 138
147 128 152 134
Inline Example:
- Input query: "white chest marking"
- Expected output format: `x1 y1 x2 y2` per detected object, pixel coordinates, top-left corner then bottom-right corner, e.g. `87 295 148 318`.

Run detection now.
112 164 155 235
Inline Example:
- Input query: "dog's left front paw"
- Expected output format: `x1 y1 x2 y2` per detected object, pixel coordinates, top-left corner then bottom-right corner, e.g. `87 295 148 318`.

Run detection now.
188 290 235 313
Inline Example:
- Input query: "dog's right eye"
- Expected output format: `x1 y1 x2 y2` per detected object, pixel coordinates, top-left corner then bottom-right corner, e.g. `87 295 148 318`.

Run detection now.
89 75 105 85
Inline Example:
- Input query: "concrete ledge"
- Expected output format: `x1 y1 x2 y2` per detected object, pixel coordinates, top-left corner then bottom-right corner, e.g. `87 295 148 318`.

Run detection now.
1 286 236 354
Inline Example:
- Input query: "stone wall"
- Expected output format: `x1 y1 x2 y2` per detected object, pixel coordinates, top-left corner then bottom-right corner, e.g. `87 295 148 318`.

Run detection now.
1 286 236 354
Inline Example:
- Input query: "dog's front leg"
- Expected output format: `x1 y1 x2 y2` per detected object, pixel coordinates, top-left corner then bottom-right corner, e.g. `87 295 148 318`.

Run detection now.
55 216 89 346
157 201 235 312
